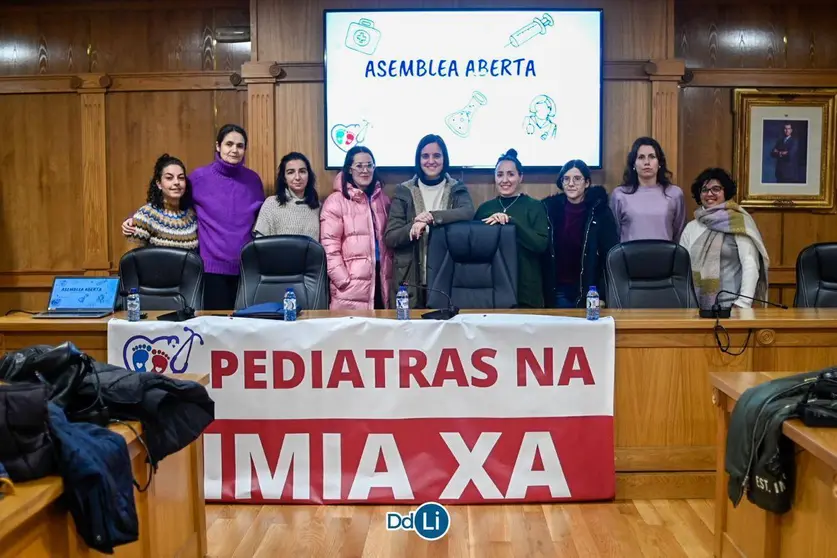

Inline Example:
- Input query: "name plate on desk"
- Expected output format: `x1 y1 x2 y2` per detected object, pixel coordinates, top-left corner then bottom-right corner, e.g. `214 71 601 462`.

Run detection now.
107 314 615 505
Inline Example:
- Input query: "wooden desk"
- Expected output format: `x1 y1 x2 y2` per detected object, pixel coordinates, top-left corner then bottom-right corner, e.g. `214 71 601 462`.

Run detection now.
711 371 837 557
0 373 208 558
4 308 837 499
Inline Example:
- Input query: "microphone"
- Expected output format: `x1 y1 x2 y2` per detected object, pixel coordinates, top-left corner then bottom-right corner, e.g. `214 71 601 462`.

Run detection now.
699 289 788 319
402 282 459 320
157 292 196 322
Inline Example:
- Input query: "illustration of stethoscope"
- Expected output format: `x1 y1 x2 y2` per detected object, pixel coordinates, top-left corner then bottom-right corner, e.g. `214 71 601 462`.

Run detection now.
169 326 205 374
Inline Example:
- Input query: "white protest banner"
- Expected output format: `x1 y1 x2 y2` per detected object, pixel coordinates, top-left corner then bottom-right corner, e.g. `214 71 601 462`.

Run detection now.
107 314 615 504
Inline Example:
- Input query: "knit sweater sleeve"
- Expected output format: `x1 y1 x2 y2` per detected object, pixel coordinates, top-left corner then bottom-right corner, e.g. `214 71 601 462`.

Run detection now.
253 198 278 237
130 206 153 246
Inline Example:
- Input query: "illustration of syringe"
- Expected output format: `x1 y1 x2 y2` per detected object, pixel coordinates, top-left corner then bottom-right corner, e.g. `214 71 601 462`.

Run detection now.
505 13 554 48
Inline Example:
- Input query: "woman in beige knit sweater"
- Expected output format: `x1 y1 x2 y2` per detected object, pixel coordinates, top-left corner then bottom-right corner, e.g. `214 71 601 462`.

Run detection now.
253 152 321 240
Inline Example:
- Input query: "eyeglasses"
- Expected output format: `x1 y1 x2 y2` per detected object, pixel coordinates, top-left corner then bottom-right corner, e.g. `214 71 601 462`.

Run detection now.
562 175 586 186
701 186 723 195
351 163 375 172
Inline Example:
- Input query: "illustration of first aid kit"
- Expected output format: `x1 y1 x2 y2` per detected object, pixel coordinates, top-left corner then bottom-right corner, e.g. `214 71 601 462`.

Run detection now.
345 18 382 55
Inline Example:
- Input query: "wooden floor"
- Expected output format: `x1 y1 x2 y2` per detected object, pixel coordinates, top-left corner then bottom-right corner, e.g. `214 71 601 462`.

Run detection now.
205 500 714 557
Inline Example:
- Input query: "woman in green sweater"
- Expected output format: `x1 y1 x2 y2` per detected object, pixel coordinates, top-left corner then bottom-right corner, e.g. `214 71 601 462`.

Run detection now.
474 149 549 307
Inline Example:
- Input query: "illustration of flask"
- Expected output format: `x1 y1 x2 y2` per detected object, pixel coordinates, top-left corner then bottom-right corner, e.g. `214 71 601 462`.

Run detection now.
507 13 554 48
444 91 487 139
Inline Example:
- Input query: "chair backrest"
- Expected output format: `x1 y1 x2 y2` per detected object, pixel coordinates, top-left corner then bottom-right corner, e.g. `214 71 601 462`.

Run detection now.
118 247 204 310
794 242 837 307
604 240 698 309
235 235 329 310
426 221 518 309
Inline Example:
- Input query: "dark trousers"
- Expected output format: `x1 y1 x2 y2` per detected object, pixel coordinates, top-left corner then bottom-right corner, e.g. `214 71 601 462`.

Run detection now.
555 283 579 309
204 273 239 310
374 262 385 310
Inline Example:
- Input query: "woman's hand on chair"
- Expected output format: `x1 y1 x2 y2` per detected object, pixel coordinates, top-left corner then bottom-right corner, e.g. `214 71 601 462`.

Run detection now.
414 212 434 225
482 213 510 226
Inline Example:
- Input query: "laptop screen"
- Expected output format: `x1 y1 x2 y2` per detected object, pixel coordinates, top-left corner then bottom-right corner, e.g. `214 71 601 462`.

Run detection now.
49 277 121 311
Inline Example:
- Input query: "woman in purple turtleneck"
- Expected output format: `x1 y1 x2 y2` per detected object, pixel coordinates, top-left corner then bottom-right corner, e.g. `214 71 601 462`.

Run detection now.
122 124 265 310
609 136 686 244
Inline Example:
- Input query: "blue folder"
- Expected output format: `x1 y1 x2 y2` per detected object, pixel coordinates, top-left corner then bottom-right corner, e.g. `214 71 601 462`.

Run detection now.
231 302 302 320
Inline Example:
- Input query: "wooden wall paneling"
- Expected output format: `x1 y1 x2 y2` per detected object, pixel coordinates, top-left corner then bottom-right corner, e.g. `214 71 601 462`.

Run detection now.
241 62 279 195
79 80 111 274
0 11 89 75
649 60 685 184
676 1 837 70
0 93 84 313
0 2 250 75
603 81 653 190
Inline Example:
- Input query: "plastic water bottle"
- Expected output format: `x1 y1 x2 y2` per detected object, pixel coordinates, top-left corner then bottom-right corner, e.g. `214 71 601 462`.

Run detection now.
283 288 297 322
396 285 410 320
127 288 141 322
586 286 600 321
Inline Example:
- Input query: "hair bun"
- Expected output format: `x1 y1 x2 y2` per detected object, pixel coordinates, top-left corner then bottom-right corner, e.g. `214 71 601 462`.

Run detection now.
505 148 518 158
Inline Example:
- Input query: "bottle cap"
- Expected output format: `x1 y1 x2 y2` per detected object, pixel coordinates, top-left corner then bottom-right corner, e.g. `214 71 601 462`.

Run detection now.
129 288 138 294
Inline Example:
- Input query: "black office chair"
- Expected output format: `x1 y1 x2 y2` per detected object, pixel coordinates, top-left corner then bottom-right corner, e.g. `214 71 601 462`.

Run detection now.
235 235 329 310
426 221 518 309
794 242 837 307
118 247 204 310
604 240 698 309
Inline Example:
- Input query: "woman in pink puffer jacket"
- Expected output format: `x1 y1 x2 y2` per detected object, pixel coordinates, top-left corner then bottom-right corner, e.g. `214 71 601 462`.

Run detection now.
320 146 393 309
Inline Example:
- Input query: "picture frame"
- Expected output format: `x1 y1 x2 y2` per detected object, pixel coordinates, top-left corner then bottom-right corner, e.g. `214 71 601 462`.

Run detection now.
732 88 836 210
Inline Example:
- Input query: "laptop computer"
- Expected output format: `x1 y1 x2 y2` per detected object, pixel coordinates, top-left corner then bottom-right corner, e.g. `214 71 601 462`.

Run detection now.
34 276 121 319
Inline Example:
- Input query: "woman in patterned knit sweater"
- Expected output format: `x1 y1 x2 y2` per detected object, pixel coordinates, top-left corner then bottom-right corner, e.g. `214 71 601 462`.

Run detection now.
253 152 320 240
129 154 198 250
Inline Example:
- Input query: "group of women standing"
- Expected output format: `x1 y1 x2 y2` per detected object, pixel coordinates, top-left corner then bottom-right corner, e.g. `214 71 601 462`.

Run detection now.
122 124 769 312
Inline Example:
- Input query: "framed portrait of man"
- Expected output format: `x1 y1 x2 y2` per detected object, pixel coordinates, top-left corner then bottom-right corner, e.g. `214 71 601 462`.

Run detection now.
733 89 835 210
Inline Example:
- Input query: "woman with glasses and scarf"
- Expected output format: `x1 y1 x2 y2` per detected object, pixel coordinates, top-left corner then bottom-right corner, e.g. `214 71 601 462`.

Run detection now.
384 134 474 308
320 146 393 310
680 167 769 309
542 159 619 309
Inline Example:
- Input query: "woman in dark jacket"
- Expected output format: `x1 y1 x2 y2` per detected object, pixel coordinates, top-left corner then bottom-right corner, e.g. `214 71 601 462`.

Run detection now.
542 159 619 308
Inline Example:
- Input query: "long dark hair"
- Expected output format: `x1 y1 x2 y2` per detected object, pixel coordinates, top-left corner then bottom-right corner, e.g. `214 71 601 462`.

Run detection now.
146 154 193 211
340 146 384 200
276 152 319 209
415 134 450 179
216 123 248 148
620 136 673 194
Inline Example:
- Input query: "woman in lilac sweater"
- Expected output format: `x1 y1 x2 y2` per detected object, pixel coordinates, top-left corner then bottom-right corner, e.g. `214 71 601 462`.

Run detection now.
609 137 686 243
122 124 265 310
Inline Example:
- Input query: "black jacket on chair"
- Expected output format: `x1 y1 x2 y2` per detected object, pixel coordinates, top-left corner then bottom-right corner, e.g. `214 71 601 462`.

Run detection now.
541 186 619 308
604 240 699 308
118 247 204 310
794 242 837 307
426 221 518 309
235 235 329 310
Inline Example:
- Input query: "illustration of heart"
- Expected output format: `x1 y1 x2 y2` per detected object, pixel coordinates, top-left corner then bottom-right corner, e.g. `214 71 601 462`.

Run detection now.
330 124 361 152
122 334 180 374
